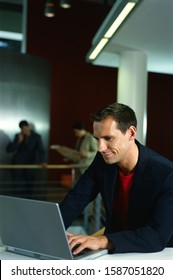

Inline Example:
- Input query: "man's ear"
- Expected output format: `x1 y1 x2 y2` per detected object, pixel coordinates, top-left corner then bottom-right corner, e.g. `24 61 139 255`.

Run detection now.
128 126 136 140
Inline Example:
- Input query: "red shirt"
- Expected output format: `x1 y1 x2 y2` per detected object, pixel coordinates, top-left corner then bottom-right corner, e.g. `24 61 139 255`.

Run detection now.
113 170 134 230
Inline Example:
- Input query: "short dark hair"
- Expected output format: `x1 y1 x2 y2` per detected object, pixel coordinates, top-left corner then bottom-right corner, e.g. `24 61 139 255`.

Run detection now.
73 122 85 130
19 120 29 128
91 103 137 133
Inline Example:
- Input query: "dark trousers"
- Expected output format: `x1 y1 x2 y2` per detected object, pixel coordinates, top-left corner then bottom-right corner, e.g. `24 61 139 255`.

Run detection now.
12 169 36 198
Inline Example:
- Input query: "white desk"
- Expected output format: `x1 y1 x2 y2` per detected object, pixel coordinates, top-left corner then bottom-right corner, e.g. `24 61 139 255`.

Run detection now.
98 248 173 260
0 247 173 260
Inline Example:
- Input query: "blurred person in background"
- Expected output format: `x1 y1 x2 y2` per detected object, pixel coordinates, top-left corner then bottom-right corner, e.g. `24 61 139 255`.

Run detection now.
51 122 97 182
6 120 46 198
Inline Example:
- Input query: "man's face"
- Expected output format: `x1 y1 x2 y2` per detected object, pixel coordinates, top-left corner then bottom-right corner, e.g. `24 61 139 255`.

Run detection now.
73 129 83 138
21 125 30 136
93 117 135 165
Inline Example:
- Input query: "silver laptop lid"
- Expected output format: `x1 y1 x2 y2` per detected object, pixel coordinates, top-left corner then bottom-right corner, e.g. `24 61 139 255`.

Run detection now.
0 195 73 260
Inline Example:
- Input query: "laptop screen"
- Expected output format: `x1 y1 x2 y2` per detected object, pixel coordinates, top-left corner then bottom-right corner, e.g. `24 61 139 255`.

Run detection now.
0 195 108 260
0 195 73 259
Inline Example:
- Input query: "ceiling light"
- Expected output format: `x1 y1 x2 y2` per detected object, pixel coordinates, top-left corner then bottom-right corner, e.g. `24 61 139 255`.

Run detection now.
44 0 55 17
86 0 139 61
0 31 23 41
104 2 136 38
88 38 109 60
60 0 72 9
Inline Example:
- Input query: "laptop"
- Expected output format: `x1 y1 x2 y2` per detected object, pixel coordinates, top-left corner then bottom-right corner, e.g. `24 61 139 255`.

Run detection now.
0 195 108 260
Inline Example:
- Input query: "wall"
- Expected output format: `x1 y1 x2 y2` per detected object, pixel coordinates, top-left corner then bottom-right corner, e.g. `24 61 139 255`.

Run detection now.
147 72 173 161
0 49 51 193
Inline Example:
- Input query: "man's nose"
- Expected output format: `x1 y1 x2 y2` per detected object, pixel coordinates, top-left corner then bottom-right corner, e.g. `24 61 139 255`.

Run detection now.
98 140 107 152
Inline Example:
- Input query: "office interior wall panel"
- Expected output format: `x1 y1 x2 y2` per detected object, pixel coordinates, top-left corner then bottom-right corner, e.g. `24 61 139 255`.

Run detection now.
0 49 51 189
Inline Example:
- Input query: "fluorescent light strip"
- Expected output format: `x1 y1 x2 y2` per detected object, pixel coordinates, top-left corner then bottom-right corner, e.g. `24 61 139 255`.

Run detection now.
104 2 136 38
89 38 109 60
88 1 137 61
0 31 23 41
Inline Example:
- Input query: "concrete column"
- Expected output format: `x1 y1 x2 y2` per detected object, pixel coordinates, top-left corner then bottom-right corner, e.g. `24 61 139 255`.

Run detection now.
21 0 28 53
117 51 148 145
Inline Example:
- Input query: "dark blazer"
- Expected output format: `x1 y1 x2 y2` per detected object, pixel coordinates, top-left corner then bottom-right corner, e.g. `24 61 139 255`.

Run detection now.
6 130 45 164
60 141 173 253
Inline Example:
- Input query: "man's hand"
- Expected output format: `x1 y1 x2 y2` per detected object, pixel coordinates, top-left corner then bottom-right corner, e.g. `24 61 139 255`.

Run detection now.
66 232 111 255
18 133 24 143
79 151 87 158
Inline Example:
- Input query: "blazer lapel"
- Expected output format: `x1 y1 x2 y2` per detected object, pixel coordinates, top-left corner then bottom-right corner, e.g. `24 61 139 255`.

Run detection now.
103 164 118 216
128 142 150 217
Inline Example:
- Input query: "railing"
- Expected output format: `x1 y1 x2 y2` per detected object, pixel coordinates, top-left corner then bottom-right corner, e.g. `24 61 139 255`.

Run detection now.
0 163 86 183
0 164 86 168
0 164 104 234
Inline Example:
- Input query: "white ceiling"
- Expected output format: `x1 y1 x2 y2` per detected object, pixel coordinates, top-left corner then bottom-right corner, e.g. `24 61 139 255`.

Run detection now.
88 0 173 74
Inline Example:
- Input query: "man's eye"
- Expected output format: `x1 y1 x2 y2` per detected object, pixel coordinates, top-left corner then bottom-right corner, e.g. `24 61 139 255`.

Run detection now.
104 137 113 141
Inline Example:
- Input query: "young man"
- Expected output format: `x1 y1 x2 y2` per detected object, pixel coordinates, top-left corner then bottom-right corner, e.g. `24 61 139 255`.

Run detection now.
59 103 173 255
